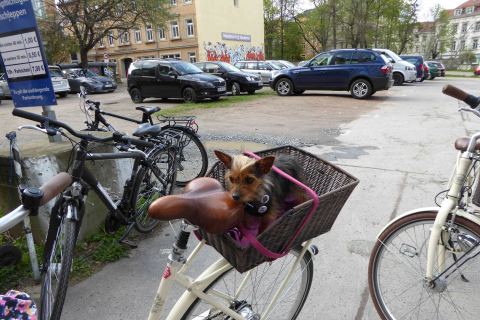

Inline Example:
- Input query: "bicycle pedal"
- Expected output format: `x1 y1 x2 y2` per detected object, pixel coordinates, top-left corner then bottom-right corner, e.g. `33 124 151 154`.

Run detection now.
119 239 138 249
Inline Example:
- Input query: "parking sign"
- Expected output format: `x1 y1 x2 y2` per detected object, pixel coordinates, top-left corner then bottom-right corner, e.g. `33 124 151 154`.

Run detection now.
0 0 56 107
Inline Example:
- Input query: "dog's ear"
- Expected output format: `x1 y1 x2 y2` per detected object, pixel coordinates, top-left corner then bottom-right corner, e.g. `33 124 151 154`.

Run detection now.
214 150 233 169
254 156 275 176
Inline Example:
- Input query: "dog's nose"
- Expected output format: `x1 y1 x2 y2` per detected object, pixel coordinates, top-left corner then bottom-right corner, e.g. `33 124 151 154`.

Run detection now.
232 193 240 201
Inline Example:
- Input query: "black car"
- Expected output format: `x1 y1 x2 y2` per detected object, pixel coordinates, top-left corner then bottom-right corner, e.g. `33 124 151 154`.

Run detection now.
194 61 263 95
65 68 117 93
127 59 227 103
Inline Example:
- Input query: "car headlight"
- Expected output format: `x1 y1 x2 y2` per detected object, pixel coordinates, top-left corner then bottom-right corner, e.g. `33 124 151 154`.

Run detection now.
246 76 254 81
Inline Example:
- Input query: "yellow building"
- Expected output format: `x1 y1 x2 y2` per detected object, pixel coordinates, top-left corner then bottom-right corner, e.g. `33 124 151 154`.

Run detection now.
87 0 265 78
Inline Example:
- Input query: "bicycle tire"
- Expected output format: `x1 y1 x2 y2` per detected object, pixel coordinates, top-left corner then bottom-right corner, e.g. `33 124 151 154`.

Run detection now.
132 147 177 233
164 126 208 187
368 211 480 320
40 203 79 320
180 247 313 320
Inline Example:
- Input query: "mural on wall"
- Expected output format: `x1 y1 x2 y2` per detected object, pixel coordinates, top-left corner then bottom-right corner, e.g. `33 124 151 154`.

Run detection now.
203 42 265 64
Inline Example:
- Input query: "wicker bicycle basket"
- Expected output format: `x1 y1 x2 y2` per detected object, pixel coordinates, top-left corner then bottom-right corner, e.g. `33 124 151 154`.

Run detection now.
197 146 359 273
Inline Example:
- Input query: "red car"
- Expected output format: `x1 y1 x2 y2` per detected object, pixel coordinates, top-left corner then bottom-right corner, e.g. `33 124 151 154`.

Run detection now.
474 65 480 76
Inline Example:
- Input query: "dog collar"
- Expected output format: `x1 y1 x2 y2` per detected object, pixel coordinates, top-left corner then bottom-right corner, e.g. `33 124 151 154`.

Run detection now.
245 193 272 217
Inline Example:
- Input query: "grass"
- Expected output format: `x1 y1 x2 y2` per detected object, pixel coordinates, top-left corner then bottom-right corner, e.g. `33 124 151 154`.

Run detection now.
445 74 479 78
0 228 129 292
158 89 276 116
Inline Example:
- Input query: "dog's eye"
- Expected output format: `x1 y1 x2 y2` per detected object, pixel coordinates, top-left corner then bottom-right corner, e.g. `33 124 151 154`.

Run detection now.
244 176 255 184
229 176 237 184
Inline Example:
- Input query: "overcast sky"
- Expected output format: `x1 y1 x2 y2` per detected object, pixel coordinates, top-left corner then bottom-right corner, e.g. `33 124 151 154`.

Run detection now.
299 0 468 22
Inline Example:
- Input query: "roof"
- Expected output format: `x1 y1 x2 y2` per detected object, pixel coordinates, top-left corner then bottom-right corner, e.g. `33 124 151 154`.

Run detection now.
451 0 480 17
417 22 434 32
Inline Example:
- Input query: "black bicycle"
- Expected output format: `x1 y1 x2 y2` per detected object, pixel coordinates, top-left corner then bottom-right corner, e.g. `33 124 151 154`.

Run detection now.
79 89 208 186
11 108 180 320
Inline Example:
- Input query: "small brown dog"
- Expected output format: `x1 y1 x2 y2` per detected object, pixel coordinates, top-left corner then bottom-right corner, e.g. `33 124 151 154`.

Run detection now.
214 150 305 233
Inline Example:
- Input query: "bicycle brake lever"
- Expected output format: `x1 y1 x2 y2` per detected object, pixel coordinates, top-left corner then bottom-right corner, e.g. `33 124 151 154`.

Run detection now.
18 125 61 136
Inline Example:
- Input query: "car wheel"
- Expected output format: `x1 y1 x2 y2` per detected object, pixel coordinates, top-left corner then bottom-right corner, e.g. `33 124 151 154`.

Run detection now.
247 90 255 95
275 78 293 96
392 73 404 86
293 90 305 95
350 79 372 99
419 77 425 82
130 88 143 103
58 92 68 98
231 82 241 96
182 87 197 103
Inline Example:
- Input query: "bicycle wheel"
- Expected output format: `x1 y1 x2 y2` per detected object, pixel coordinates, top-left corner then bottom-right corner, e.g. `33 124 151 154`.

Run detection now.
165 126 208 187
40 203 79 320
369 211 480 320
180 247 313 320
132 147 177 233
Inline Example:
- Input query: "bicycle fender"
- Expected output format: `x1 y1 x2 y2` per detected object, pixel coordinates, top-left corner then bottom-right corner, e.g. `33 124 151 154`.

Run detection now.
376 206 480 239
376 207 439 238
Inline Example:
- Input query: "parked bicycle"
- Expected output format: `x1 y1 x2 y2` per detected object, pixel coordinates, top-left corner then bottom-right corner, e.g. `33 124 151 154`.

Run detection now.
368 85 480 319
78 88 208 186
8 108 180 320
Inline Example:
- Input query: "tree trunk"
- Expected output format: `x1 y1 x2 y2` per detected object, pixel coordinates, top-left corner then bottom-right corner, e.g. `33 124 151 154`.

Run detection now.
80 48 89 69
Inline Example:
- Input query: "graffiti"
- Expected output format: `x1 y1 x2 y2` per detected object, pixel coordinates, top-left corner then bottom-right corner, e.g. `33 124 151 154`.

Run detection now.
203 42 265 64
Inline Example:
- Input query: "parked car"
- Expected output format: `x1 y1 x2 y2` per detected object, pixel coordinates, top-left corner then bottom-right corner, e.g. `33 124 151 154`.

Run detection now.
194 61 263 95
422 62 430 80
276 60 296 68
426 61 439 79
127 59 226 103
427 61 445 77
373 49 417 85
65 68 117 93
475 66 480 76
49 66 70 97
233 61 282 84
271 49 394 99
399 55 425 82
0 73 8 98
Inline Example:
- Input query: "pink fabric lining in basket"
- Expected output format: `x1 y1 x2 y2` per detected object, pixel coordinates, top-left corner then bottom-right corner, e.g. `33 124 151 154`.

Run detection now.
231 150 319 260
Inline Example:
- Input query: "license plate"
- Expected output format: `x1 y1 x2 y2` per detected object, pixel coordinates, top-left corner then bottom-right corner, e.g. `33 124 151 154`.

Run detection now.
53 81 60 85
105 84 112 88
217 86 226 92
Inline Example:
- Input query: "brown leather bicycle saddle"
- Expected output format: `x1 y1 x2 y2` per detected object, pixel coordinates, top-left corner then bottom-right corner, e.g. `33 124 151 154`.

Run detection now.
454 137 480 152
148 177 245 234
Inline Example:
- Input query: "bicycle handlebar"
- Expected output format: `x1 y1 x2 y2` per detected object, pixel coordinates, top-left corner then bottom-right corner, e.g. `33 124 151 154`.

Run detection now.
0 172 73 233
442 84 480 109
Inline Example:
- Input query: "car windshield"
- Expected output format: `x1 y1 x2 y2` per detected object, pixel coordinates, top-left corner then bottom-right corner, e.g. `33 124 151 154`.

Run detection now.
269 61 286 69
402 57 418 64
49 69 64 78
74 69 99 78
376 49 402 62
279 60 295 68
218 62 241 72
171 61 203 75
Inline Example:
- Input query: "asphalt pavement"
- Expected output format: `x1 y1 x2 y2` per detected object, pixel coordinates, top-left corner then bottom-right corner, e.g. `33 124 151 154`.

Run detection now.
3 78 480 319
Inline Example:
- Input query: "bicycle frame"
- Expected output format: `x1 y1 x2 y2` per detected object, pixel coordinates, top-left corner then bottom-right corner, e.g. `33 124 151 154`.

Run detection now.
146 222 312 320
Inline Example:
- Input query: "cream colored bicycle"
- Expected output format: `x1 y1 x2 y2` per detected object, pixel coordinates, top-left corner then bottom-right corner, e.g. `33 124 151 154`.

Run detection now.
144 146 359 320
368 85 480 319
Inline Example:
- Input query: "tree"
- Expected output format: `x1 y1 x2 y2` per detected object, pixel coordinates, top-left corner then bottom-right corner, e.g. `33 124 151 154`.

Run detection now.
38 18 78 64
53 0 171 68
425 5 454 59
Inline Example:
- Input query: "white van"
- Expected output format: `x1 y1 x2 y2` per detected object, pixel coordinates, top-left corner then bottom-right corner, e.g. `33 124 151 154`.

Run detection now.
373 49 416 85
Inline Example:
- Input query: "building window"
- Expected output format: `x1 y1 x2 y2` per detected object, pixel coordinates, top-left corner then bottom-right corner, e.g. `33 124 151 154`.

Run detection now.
452 24 458 33
119 30 130 45
461 40 466 50
183 0 192 3
462 23 468 32
186 19 194 37
451 41 456 51
473 39 479 49
454 8 462 16
158 28 166 40
161 53 181 59
188 52 196 63
171 21 179 39
467 6 474 14
134 29 142 43
99 37 104 48
146 24 154 42
108 31 114 46
171 0 176 5
234 0 239 7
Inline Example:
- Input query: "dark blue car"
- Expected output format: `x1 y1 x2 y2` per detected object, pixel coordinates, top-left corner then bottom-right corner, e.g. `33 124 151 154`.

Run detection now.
271 49 394 99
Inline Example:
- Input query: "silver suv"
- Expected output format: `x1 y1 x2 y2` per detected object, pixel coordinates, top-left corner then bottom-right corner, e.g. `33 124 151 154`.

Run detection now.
233 61 281 84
